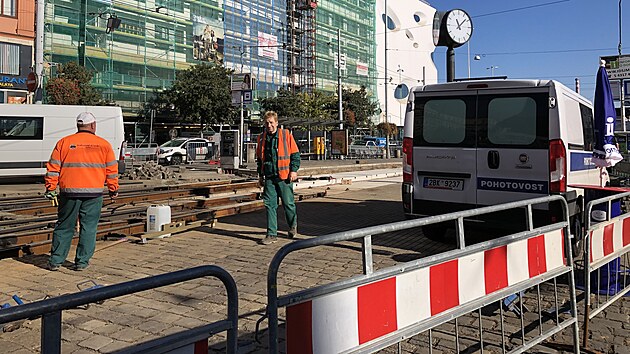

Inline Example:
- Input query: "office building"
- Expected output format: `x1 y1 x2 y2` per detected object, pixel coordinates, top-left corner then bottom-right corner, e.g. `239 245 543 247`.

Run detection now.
0 0 36 103
42 0 437 125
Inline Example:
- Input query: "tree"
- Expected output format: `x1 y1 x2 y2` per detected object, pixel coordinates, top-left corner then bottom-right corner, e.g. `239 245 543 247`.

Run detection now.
45 62 104 105
45 78 81 105
377 122 398 138
260 89 336 130
342 86 379 128
299 90 336 130
155 64 236 127
259 88 301 121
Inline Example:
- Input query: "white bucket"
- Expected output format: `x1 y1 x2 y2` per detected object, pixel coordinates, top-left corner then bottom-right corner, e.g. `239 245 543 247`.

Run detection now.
147 205 172 238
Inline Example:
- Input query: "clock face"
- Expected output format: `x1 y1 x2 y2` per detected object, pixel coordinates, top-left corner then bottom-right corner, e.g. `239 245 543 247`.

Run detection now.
445 9 472 45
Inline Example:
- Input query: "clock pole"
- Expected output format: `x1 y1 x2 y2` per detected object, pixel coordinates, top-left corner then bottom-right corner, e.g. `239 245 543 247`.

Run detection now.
446 47 455 82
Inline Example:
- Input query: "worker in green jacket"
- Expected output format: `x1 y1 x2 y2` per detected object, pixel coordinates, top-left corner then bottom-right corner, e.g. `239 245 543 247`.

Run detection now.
256 111 300 245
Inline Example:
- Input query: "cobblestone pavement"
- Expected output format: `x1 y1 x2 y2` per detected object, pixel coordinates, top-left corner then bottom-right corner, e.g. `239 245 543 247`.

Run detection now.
0 176 628 354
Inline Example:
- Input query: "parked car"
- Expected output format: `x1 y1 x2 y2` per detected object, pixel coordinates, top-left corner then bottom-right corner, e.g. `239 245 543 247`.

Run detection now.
348 140 385 158
157 138 212 165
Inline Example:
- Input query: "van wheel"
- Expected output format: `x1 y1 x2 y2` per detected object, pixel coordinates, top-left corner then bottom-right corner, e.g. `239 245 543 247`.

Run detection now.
421 223 451 243
171 154 182 165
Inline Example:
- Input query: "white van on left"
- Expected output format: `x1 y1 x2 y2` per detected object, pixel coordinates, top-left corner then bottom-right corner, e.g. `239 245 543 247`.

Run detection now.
0 104 126 177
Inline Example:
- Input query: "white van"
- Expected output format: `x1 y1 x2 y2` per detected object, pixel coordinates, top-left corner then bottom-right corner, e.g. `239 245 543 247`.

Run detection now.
402 79 599 239
0 104 126 177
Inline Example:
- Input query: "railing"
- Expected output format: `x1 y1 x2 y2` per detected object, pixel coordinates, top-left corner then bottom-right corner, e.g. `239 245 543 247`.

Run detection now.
0 265 238 354
582 191 630 348
266 195 580 353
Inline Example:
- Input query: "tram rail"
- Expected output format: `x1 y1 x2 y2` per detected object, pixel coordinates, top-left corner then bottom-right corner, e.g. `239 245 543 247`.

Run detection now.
0 178 327 259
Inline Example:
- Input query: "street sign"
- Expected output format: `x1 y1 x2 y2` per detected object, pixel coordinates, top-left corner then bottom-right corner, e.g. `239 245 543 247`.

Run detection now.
26 72 38 93
242 90 253 105
334 53 346 70
231 90 253 106
601 54 630 80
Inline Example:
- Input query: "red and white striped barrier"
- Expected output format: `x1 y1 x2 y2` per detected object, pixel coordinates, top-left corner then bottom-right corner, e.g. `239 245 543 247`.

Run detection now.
286 230 566 354
589 217 630 266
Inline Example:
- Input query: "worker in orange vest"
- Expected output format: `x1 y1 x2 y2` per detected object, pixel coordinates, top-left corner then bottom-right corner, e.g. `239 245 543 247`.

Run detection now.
256 111 300 245
44 112 119 271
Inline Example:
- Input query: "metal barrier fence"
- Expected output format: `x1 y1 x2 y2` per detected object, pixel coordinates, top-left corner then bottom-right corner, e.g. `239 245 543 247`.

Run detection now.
267 195 580 353
187 141 211 162
0 265 238 354
126 143 159 164
582 191 630 348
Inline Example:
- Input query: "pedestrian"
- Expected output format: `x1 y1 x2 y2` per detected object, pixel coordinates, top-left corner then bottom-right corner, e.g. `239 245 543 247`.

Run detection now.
44 112 119 271
256 111 300 245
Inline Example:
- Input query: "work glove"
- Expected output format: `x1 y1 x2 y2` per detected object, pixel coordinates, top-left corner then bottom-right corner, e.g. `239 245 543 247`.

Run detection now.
109 190 119 200
44 190 57 200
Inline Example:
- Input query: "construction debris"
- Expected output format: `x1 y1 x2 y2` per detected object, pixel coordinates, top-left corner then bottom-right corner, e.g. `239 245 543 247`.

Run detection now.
121 161 182 180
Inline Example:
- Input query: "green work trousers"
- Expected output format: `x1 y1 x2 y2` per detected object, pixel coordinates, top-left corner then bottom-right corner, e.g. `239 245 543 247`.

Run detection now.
49 196 103 267
262 178 297 236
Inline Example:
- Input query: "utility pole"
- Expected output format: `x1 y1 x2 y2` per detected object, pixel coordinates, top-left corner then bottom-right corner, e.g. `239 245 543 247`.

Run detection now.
240 91 244 167
397 65 404 121
34 0 44 103
620 0 626 132
149 109 155 147
384 0 390 158
337 28 343 130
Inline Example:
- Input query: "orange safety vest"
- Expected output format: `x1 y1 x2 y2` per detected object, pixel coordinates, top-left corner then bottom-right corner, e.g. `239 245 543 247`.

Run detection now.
256 128 299 180
45 131 119 196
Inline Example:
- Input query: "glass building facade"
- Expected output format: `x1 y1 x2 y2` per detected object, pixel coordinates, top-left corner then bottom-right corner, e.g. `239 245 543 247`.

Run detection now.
43 0 377 116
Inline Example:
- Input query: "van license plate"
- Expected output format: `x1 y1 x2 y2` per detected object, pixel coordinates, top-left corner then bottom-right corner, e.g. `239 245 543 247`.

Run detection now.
423 177 464 191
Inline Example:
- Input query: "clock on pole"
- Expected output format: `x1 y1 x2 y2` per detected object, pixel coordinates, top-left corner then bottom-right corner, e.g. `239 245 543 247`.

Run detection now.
433 9 473 82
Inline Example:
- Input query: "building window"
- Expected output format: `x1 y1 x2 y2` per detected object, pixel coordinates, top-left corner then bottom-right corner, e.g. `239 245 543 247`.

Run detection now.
1 0 15 17
0 43 19 75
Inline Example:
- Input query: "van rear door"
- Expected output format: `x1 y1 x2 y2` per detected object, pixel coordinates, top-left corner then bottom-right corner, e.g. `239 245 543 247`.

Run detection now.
475 88 550 205
412 91 478 214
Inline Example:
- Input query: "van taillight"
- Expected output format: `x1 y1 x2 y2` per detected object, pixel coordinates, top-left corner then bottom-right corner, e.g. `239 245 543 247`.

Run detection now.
403 137 413 182
549 139 566 193
120 141 127 161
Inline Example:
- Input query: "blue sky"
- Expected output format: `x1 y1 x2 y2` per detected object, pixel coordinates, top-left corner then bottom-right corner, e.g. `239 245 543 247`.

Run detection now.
429 0 629 100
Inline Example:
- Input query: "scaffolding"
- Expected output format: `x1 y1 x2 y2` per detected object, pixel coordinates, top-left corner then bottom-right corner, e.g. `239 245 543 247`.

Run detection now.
286 0 316 93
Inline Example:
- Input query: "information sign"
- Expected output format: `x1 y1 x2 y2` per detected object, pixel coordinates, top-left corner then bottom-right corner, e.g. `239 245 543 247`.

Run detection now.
601 54 630 80
242 90 252 105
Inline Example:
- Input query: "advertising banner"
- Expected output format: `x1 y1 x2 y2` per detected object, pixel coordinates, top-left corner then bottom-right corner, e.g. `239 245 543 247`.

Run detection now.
356 61 369 76
257 32 278 60
331 129 348 155
592 64 623 168
193 16 224 64
231 73 252 91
